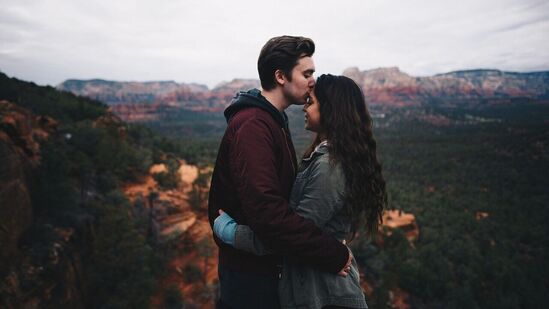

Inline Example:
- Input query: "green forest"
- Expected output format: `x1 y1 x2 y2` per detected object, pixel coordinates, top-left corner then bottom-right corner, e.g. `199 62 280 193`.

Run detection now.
353 103 549 308
1 71 548 308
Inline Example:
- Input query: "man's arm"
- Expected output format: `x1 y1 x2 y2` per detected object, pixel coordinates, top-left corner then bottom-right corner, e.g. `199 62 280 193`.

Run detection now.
218 159 346 255
214 212 352 276
229 117 349 273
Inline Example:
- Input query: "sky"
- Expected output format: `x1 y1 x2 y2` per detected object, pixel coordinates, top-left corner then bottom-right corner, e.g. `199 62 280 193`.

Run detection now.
1 0 548 89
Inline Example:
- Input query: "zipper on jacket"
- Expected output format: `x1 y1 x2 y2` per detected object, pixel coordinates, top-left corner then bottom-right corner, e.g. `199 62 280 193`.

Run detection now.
281 127 296 177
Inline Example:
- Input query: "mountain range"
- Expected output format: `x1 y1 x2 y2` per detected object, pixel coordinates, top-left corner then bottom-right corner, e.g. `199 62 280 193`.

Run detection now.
343 67 549 107
57 68 549 121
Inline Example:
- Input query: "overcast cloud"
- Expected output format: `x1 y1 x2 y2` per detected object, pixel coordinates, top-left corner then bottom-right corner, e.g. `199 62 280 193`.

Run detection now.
1 0 548 88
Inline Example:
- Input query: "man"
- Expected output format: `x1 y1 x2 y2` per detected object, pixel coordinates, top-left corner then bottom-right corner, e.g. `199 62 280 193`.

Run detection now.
208 35 351 309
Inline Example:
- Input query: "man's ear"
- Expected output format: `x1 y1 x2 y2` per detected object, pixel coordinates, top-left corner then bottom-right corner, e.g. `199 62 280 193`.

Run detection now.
274 69 286 86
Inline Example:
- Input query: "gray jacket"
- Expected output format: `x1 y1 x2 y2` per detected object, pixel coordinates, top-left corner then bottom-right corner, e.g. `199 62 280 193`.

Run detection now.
234 142 368 309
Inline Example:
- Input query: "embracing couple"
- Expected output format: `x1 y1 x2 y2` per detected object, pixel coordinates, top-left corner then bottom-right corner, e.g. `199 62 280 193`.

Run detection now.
208 35 387 309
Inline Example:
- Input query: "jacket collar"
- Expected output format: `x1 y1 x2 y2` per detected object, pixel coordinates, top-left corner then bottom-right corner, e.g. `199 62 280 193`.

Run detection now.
303 140 329 161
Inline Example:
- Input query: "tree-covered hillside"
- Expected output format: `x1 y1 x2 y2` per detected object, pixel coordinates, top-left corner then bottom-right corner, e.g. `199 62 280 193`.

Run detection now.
0 72 213 308
351 103 549 308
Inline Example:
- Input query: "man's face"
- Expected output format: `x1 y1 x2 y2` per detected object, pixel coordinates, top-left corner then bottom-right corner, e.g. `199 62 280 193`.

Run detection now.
282 56 315 105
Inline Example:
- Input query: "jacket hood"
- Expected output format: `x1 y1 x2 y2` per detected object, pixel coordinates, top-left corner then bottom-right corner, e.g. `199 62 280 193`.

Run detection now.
224 88 288 128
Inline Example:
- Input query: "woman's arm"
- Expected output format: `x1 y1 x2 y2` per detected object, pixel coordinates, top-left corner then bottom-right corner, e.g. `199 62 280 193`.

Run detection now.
213 211 274 255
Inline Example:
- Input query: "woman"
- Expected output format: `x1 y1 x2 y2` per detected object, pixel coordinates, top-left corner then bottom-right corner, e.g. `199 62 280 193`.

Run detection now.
214 74 387 308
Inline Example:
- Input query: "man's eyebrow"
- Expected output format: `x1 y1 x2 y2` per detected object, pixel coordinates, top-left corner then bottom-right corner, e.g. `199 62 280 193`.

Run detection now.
304 68 315 73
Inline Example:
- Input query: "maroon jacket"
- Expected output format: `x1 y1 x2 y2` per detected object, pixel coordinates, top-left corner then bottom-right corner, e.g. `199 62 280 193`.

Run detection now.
208 89 348 277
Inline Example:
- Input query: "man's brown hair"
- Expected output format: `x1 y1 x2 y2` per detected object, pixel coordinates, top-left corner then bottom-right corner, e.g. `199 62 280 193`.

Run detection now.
257 35 315 90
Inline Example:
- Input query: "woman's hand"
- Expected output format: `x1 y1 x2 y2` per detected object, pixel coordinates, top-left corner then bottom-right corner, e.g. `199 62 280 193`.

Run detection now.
213 209 237 246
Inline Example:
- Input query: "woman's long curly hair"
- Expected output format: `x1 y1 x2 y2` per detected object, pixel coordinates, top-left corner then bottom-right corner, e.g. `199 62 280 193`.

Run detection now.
303 74 387 238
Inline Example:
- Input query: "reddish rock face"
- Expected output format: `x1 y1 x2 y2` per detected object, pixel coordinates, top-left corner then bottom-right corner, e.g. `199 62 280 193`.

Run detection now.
380 209 419 243
343 67 549 107
0 100 57 164
1 102 89 308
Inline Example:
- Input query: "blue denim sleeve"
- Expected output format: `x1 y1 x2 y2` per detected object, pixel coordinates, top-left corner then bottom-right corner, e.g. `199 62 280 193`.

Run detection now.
213 211 237 246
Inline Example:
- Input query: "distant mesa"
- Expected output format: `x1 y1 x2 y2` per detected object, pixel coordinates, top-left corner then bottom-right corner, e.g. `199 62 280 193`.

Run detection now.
58 79 209 105
57 78 262 122
57 78 260 106
343 67 549 107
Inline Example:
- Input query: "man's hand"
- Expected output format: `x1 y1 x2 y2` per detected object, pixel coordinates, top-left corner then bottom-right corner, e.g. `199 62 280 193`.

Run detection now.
337 244 353 277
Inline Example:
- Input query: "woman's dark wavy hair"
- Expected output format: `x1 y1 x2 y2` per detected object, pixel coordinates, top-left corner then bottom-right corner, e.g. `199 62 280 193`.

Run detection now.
304 74 387 238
